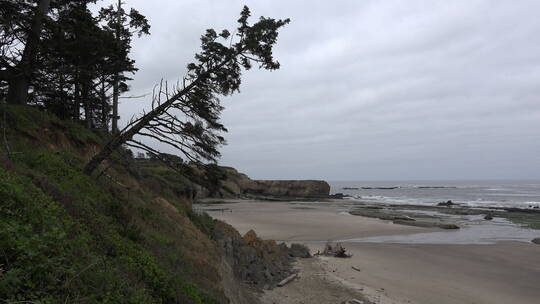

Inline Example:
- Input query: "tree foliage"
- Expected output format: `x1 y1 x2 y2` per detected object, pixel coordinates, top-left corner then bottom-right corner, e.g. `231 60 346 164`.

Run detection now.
84 6 289 175
0 0 149 130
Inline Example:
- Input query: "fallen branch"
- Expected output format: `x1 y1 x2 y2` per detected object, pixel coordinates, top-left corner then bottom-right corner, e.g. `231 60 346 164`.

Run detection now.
320 242 352 258
277 273 297 287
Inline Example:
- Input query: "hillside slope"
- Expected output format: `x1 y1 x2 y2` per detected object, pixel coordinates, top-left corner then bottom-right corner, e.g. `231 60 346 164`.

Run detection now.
0 106 293 303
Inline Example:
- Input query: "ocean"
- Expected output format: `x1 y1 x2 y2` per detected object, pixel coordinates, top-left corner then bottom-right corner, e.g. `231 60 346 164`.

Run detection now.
329 180 540 209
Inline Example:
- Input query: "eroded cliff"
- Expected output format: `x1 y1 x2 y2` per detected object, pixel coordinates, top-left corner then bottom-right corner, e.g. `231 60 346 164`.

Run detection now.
216 167 331 199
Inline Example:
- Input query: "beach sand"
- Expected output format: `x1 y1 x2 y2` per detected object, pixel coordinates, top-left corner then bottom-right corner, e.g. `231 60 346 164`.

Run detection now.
203 200 540 304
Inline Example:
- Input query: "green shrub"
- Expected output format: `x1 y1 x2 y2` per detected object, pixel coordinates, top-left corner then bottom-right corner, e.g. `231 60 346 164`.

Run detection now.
0 105 225 303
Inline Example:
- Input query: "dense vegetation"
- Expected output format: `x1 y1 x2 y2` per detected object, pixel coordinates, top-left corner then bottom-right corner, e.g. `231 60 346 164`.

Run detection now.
0 2 288 302
1 0 149 131
1 106 225 303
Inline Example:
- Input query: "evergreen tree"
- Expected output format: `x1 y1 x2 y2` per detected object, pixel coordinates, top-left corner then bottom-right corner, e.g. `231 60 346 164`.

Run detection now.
0 0 51 105
84 6 289 174
0 0 149 131
99 0 150 133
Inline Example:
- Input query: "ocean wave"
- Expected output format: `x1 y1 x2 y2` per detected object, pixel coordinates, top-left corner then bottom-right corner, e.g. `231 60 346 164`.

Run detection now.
345 195 540 209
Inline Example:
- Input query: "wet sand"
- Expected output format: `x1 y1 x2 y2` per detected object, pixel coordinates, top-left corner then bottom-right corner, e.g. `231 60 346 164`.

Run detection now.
203 200 540 304
202 200 432 241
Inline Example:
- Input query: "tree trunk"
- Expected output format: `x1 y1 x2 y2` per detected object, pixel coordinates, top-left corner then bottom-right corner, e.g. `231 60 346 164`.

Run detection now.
100 78 108 131
6 75 29 105
83 82 91 128
83 77 202 175
111 0 122 133
111 75 119 133
6 0 51 105
83 53 236 175
73 83 80 120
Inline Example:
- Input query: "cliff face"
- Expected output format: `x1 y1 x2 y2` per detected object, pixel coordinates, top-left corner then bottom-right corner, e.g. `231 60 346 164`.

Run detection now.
216 167 331 198
253 180 331 197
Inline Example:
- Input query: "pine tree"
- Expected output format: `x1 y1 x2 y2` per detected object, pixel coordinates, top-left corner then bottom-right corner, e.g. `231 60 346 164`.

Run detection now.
99 1 150 133
1 0 150 131
84 6 289 174
1 0 51 105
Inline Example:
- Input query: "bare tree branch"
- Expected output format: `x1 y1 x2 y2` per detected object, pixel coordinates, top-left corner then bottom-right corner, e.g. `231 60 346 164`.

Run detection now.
83 7 290 175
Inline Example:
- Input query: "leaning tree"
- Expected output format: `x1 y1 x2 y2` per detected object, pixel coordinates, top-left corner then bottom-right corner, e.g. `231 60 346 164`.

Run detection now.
83 6 289 175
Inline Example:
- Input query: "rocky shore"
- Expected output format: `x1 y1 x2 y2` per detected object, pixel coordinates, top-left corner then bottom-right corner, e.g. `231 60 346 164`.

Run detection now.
347 202 540 232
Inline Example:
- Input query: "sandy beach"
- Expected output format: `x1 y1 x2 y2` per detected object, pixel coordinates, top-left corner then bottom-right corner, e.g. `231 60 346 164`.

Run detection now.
202 200 540 304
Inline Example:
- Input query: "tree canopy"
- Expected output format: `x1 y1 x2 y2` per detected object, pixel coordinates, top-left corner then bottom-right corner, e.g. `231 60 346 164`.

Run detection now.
0 1 288 176
84 6 289 174
0 0 149 130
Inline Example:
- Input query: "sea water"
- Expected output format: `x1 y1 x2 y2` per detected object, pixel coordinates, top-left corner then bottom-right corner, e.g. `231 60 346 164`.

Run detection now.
338 215 539 244
328 180 540 244
330 180 540 209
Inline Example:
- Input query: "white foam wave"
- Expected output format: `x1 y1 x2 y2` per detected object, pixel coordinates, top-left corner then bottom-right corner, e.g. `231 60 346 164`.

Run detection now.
346 195 540 209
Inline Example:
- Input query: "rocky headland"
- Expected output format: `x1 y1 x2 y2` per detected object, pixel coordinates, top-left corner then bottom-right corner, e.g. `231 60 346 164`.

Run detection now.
204 166 331 200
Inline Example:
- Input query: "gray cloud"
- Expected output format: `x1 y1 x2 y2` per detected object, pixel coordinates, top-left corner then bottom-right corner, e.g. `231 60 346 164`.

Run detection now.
109 0 540 180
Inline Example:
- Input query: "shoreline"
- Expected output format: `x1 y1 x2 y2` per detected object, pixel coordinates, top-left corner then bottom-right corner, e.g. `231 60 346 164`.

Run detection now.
201 199 540 304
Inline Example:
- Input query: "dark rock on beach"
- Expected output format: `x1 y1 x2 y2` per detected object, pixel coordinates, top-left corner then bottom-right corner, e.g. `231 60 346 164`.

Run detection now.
331 192 346 199
393 219 460 229
288 243 311 258
532 238 540 245
213 223 294 289
484 214 494 220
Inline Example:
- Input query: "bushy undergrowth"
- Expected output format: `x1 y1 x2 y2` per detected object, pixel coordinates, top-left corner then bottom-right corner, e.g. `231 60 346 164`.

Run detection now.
0 106 224 303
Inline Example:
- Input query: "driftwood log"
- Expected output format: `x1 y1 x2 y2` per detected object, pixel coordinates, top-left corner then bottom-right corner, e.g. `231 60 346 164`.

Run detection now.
277 273 298 287
320 242 352 258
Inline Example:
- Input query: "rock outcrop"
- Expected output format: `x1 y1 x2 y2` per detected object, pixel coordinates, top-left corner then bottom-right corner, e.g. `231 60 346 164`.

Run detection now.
213 222 294 289
288 243 311 258
437 200 457 207
215 167 331 199
251 180 330 197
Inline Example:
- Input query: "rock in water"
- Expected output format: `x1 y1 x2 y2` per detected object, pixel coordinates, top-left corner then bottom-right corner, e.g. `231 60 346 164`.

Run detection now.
484 214 493 220
532 238 540 245
289 243 311 258
331 192 346 199
437 200 456 207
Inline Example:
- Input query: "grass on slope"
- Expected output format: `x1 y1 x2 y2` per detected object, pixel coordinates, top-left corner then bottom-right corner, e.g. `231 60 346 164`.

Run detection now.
0 105 224 304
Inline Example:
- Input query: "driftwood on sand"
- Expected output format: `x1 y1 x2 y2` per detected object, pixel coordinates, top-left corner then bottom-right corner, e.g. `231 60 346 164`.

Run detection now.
316 242 352 258
277 273 298 287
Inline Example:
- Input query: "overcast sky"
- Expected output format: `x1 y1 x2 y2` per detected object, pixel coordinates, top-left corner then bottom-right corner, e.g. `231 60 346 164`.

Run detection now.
109 0 540 181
